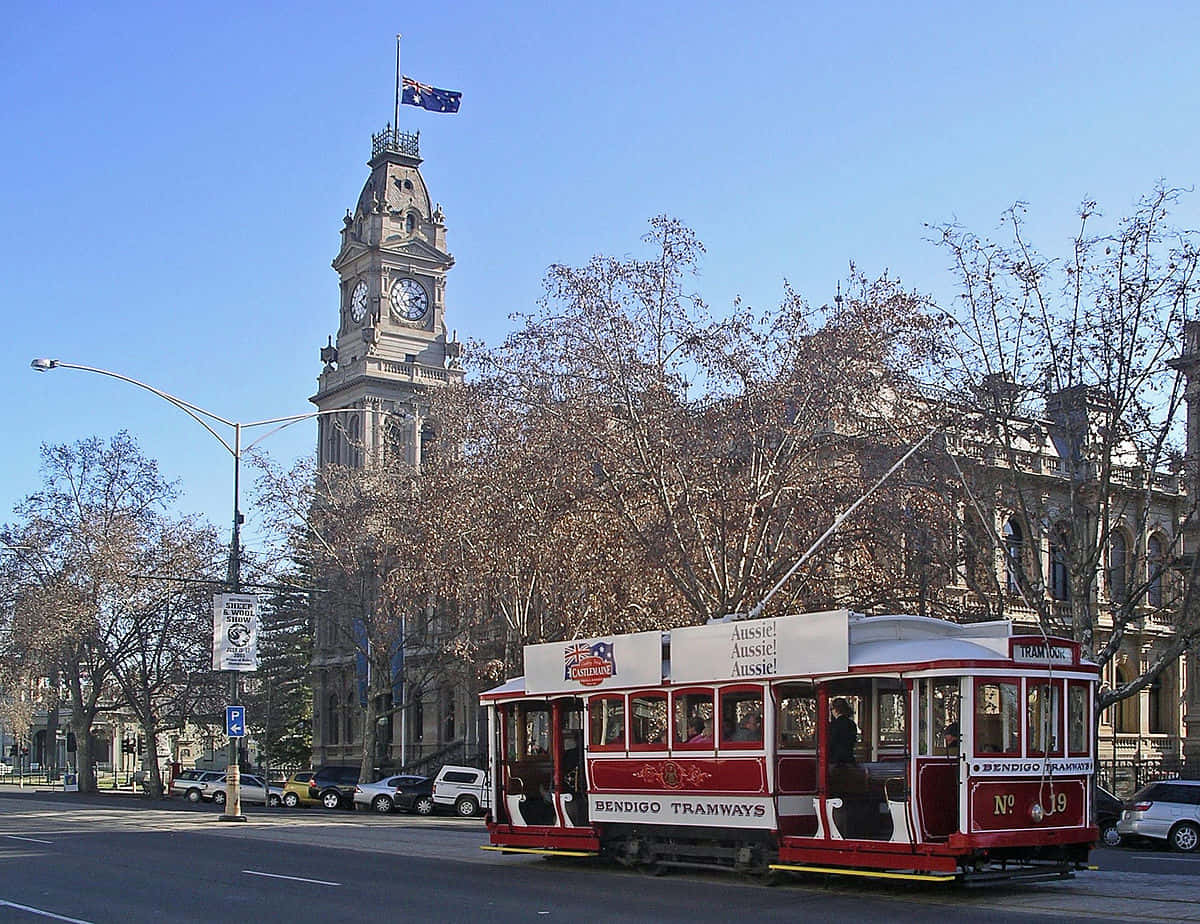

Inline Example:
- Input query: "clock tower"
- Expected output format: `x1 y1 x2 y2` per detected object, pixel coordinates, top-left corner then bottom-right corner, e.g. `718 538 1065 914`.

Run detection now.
309 126 466 770
311 126 464 469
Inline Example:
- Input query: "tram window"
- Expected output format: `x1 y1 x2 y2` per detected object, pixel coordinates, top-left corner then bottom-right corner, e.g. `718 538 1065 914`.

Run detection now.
877 690 906 748
506 704 551 760
588 695 626 749
720 689 763 746
630 693 668 747
776 684 817 749
1068 682 1089 755
1027 681 1063 756
974 680 1019 754
918 678 960 756
673 691 714 746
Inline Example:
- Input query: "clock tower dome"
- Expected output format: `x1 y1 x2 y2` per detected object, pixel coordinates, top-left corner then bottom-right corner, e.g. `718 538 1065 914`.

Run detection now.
311 126 464 469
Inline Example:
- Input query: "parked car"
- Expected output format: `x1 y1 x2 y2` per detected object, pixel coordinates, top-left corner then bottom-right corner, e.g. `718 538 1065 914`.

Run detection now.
393 776 435 816
206 773 281 807
1117 779 1200 852
353 774 427 814
308 765 361 809
170 769 227 803
281 770 317 808
431 765 490 817
1095 785 1124 847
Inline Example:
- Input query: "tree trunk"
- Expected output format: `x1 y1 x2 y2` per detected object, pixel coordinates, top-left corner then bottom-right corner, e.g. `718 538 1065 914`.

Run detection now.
71 715 95 793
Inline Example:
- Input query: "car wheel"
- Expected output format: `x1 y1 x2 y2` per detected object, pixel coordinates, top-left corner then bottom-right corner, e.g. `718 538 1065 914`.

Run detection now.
1170 822 1199 853
372 795 393 814
455 795 479 817
269 794 281 807
414 796 435 816
186 789 202 804
283 792 299 808
1100 823 1122 848
322 791 342 810
213 791 227 806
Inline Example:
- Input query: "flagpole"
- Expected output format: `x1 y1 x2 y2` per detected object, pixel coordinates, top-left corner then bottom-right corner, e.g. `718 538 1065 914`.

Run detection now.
394 33 402 140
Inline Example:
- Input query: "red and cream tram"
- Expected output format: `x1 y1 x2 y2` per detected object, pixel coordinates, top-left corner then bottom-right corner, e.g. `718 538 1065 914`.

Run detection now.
480 610 1100 883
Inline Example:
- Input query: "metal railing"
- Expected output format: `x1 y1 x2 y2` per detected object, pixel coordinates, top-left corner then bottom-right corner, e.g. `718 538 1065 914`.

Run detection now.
1096 756 1185 797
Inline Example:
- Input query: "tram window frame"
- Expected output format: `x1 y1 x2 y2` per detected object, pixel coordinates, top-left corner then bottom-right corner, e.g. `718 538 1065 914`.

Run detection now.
506 702 552 761
629 692 669 750
775 683 817 751
875 684 907 752
719 686 765 749
973 678 1021 756
1067 680 1090 756
918 677 961 757
1026 678 1064 757
672 689 715 749
588 694 626 751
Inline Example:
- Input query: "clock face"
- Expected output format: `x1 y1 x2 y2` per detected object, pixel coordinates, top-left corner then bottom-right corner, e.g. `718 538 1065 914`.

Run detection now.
350 281 369 322
390 277 429 321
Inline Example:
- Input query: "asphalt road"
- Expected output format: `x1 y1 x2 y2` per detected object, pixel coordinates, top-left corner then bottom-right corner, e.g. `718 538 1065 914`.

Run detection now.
0 791 1192 923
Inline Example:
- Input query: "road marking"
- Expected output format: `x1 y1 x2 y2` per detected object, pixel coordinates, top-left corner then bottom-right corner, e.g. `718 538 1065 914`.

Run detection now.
5 835 52 844
242 870 340 886
0 899 93 922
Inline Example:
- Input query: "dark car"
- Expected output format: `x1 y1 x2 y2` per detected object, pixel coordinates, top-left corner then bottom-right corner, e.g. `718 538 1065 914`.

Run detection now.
1096 785 1124 847
308 765 361 809
393 776 436 815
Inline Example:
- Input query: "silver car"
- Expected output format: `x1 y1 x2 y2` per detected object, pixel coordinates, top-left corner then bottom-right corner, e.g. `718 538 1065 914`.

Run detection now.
352 774 427 814
199 772 281 807
1116 779 1200 852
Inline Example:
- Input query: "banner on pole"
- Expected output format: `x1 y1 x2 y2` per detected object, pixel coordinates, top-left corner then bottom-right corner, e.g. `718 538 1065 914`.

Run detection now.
212 593 260 672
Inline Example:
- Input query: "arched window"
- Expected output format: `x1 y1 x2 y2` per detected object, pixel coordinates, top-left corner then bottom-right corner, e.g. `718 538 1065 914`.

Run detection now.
327 694 340 745
1113 662 1138 734
1147 534 1165 608
347 412 361 468
1109 532 1128 603
405 213 416 233
1049 528 1070 601
1004 518 1024 595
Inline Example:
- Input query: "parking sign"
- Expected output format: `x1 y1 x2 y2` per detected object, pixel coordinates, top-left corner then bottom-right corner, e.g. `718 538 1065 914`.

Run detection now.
226 706 246 738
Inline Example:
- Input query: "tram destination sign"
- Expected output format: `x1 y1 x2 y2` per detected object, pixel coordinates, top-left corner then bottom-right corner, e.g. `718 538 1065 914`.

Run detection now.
524 630 662 695
669 609 849 685
1008 638 1077 665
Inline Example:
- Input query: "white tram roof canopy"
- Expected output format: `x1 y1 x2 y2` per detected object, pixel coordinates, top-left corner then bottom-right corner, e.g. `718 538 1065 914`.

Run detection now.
483 611 1089 700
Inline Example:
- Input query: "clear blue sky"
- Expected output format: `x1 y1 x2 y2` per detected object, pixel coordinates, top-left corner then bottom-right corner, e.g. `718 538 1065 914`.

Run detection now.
4 1 1199 558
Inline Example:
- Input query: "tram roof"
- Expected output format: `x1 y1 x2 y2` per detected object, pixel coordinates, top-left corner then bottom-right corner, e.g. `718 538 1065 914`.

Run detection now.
481 612 1092 700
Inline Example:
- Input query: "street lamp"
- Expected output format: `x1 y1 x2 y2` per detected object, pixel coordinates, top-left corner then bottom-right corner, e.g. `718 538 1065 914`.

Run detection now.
31 357 339 819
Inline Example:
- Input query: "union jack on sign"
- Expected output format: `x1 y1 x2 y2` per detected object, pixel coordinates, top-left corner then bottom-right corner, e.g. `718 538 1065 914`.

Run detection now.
563 640 618 685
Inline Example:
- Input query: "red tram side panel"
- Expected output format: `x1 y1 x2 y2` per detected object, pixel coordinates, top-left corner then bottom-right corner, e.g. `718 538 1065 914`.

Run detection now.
480 611 1099 883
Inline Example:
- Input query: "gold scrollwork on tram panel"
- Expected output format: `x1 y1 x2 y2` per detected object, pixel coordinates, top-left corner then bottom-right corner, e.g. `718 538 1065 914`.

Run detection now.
632 760 712 790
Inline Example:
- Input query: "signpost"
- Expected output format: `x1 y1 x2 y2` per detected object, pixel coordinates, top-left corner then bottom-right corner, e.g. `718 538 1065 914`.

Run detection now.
213 593 258 821
226 706 246 738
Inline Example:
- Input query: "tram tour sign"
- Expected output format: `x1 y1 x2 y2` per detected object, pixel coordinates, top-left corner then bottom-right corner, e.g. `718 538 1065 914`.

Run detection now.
669 609 850 685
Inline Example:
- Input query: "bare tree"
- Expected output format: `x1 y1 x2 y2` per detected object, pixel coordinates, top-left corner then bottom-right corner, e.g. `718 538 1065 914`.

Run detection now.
101 517 224 797
0 433 185 791
932 185 1200 710
462 219 944 637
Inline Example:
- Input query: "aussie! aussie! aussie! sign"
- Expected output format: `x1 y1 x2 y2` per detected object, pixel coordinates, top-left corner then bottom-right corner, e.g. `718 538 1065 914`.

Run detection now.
524 631 662 695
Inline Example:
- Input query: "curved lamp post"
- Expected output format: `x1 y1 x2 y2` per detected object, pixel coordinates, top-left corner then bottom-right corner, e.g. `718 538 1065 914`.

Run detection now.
31 357 338 819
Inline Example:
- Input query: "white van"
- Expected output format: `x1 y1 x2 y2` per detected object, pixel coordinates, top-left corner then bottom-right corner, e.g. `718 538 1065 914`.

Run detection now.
431 765 490 817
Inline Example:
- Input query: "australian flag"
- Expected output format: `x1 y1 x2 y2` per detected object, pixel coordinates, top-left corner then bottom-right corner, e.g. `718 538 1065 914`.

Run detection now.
402 75 462 113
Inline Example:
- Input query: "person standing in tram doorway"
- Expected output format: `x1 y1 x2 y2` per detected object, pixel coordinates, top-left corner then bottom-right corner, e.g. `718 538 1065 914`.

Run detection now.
828 698 858 766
